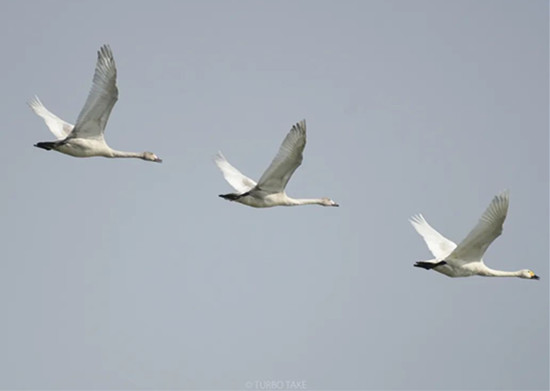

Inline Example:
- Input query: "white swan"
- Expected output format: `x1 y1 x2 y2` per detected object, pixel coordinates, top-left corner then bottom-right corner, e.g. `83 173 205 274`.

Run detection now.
215 120 338 208
410 190 539 279
29 45 162 163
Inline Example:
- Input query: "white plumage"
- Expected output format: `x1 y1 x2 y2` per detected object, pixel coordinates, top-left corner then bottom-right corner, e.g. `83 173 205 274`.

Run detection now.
28 97 73 140
214 152 257 194
410 191 539 279
215 120 338 208
30 45 162 163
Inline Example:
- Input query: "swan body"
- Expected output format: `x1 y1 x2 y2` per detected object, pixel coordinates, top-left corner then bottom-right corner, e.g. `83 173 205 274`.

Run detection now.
29 45 162 163
410 191 539 280
215 120 338 208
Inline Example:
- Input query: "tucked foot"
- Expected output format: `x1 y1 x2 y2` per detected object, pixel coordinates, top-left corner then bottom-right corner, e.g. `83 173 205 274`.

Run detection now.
34 141 57 150
414 260 447 270
219 193 242 201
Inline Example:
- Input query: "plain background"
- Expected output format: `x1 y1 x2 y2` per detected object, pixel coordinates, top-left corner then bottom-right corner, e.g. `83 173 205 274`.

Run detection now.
0 0 548 389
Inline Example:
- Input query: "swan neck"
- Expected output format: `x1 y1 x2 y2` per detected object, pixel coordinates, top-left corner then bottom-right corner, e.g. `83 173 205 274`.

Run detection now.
287 197 325 206
111 150 144 159
480 266 522 277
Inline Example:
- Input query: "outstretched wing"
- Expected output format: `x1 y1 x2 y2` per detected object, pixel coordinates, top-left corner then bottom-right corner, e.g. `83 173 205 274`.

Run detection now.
28 96 74 140
214 152 257 193
70 44 118 140
447 190 510 263
256 120 306 193
410 214 457 259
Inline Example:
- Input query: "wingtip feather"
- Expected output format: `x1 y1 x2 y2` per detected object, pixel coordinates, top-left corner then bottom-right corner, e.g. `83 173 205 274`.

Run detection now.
214 151 227 165
292 119 307 134
98 44 114 61
497 189 510 203
409 213 426 225
27 95 42 110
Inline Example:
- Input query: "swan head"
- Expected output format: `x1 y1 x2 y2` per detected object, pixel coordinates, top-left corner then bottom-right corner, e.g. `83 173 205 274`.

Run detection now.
520 269 540 280
143 152 162 163
321 198 339 207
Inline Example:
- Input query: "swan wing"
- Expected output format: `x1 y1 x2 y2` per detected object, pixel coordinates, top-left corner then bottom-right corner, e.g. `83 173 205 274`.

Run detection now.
410 214 457 259
70 45 118 140
447 190 510 263
28 96 74 140
256 120 306 193
214 152 257 193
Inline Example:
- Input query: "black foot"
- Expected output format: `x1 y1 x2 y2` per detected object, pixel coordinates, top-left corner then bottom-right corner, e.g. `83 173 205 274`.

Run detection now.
219 193 241 201
34 141 57 151
414 260 447 270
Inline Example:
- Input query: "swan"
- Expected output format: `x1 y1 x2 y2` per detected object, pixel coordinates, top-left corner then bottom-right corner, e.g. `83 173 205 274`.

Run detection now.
215 120 338 208
410 190 539 279
29 45 162 163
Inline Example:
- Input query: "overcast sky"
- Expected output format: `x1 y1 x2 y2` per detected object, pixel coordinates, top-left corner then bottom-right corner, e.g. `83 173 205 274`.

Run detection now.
0 0 548 390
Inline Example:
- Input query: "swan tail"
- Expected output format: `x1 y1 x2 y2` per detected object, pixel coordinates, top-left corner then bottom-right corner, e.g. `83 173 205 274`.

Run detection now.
414 260 447 270
34 141 58 151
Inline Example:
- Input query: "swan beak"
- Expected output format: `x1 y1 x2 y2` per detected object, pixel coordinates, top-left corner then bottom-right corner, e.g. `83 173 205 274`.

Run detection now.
333 203 339 207
154 157 163 163
532 274 540 280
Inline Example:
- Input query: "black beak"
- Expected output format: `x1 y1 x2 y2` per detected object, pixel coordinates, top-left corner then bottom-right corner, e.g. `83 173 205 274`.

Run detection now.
533 275 540 280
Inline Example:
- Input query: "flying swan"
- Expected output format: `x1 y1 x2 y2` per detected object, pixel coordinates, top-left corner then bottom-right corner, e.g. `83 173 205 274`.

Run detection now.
215 120 338 208
29 45 162 163
410 190 539 279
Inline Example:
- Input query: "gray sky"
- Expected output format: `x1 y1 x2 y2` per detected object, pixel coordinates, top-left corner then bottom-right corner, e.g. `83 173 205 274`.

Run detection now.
0 0 548 389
